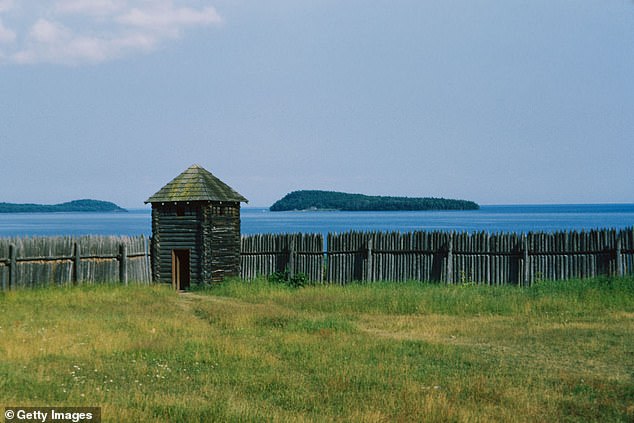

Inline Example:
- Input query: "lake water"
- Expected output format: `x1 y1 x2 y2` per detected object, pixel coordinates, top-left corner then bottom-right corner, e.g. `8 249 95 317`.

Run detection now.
0 204 633 238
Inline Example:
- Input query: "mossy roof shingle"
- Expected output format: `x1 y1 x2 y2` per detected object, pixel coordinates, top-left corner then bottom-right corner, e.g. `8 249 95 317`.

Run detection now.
145 165 248 204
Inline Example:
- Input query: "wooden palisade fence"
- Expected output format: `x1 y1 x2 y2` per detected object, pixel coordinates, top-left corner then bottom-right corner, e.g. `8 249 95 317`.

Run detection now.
1 228 632 290
242 228 634 285
0 236 151 289
240 233 324 282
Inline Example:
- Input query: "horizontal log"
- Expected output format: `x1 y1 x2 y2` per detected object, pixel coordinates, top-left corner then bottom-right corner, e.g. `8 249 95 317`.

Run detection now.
375 250 452 256
453 251 519 256
323 249 620 257
126 252 149 258
241 251 325 256
12 253 149 262
161 243 199 247
528 250 615 256
15 255 116 262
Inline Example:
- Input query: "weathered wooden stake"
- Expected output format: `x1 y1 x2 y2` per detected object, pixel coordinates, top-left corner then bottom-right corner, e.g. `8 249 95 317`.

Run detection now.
288 238 295 277
446 236 453 284
616 235 623 278
367 238 374 282
8 244 16 290
522 234 530 286
73 242 81 285
144 236 151 283
119 243 128 285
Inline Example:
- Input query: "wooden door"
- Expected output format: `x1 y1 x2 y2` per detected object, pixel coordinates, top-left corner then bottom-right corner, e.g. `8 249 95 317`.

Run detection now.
172 249 190 290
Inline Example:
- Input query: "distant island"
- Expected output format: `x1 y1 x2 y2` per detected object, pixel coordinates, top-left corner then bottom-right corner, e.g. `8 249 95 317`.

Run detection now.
0 199 127 213
270 190 479 211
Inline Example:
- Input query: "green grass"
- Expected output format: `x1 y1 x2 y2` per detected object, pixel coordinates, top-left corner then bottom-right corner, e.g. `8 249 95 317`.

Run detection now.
0 278 632 422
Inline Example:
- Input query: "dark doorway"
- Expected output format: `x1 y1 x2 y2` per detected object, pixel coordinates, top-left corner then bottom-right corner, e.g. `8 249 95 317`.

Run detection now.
172 249 190 290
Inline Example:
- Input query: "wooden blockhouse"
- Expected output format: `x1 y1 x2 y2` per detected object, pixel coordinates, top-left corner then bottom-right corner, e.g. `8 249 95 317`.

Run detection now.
145 165 248 289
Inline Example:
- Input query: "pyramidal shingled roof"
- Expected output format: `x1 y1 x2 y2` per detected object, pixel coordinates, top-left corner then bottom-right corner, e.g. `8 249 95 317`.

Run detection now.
145 165 248 204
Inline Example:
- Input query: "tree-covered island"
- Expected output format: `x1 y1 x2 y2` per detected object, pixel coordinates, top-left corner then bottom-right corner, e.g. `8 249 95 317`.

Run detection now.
0 199 127 213
270 190 479 211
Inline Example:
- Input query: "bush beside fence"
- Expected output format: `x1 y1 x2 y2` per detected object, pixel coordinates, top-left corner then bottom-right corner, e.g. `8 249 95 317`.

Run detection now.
240 233 323 282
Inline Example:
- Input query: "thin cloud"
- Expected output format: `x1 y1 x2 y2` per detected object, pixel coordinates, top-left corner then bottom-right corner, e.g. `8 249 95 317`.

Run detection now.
0 0 13 13
55 0 126 16
29 19 71 44
0 19 16 43
119 6 222 29
0 1 222 65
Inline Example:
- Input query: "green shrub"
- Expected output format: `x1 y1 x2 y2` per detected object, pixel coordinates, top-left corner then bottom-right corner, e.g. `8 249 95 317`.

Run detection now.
267 269 309 288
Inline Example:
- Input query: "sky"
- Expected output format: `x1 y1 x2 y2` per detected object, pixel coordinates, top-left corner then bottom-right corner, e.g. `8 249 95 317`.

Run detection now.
0 0 633 208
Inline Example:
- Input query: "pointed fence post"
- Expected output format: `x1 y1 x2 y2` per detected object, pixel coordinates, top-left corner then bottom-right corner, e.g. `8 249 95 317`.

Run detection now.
616 234 623 278
288 238 295 277
366 238 374 282
73 242 81 285
522 234 530 286
144 236 151 283
446 236 453 284
119 243 128 285
8 244 17 290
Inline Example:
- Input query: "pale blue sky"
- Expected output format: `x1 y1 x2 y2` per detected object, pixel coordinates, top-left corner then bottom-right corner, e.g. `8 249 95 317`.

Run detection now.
1 0 633 208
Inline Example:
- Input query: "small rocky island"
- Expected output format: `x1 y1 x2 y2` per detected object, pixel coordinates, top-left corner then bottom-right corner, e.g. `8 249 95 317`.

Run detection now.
0 199 127 213
270 190 479 211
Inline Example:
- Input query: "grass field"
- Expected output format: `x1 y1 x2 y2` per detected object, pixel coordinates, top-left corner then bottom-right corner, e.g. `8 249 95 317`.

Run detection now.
0 277 632 422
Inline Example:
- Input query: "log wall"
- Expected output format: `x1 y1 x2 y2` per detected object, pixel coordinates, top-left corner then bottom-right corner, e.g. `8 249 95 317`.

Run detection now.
242 228 634 285
151 204 202 284
2 227 632 290
0 235 150 289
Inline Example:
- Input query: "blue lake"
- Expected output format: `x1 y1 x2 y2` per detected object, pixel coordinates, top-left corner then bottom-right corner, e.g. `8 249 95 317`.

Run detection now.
0 204 633 238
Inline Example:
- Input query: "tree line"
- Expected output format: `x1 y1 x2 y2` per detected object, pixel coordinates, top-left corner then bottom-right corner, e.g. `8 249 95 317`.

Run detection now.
270 190 479 211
